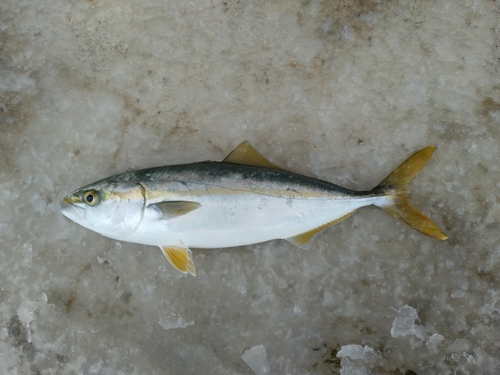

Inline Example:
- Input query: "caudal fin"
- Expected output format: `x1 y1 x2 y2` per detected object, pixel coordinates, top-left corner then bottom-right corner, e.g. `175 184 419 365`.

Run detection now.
374 146 448 240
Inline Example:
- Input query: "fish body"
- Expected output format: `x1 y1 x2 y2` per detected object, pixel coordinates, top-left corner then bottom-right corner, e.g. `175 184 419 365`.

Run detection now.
90 162 387 248
61 142 447 275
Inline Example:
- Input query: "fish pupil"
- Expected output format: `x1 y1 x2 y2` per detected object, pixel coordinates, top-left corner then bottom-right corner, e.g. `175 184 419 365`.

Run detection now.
86 194 94 203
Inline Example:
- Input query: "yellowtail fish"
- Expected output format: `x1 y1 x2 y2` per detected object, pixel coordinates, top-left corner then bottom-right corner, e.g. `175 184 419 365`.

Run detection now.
60 141 447 276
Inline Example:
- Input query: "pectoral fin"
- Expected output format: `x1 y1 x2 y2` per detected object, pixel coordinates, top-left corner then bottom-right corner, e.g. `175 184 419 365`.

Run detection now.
160 246 196 276
149 201 201 219
223 141 284 170
286 211 358 250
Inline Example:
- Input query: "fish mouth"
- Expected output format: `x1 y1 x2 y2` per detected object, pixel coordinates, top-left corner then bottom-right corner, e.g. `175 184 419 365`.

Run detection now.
60 197 83 221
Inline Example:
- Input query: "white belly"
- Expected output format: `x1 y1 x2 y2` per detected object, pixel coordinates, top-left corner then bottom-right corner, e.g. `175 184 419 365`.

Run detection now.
123 193 388 248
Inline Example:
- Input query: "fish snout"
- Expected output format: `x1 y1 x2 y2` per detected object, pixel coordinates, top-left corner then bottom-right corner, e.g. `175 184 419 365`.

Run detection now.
60 196 83 221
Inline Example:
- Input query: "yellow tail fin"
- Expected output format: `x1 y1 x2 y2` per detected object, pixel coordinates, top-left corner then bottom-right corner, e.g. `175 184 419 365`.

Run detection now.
375 146 448 240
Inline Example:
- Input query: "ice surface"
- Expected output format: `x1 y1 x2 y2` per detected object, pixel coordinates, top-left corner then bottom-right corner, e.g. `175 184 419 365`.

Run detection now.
158 314 194 330
1 0 500 374
241 345 270 375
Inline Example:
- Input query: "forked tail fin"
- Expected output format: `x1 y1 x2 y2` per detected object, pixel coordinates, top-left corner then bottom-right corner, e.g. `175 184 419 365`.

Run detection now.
374 146 448 240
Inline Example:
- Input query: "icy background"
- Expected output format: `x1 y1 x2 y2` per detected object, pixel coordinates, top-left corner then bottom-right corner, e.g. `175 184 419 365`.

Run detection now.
1 0 499 374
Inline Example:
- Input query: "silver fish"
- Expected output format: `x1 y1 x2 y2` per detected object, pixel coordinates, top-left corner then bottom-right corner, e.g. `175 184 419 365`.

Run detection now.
60 141 447 275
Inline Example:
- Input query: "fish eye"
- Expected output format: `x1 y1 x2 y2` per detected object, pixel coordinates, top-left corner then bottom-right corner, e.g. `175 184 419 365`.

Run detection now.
83 190 100 206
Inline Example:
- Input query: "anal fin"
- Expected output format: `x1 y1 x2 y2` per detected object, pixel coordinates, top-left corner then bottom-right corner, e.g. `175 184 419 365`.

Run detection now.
160 246 196 276
286 210 358 250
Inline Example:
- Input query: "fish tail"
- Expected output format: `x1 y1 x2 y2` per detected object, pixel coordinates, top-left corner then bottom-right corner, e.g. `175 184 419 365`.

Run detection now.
373 146 448 240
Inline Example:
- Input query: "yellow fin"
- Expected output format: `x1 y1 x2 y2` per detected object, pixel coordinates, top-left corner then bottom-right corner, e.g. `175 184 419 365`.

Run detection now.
223 141 284 170
375 146 448 240
286 210 358 250
150 201 201 219
160 246 196 276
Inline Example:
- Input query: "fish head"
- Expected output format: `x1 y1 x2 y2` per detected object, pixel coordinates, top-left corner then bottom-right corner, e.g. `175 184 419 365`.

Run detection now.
60 175 145 240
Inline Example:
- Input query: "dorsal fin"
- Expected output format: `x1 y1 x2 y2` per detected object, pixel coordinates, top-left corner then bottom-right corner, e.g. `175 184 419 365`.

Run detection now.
223 141 284 170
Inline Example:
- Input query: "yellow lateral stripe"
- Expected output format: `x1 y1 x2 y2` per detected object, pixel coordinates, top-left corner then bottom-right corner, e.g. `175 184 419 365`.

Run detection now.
145 185 339 201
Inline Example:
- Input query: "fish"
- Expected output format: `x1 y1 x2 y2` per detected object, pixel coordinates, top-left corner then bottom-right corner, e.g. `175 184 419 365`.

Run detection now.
60 141 447 276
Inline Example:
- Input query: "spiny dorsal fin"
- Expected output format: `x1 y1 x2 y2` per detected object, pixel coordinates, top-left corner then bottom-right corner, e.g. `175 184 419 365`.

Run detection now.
149 201 201 219
223 141 284 170
160 246 196 276
286 210 358 250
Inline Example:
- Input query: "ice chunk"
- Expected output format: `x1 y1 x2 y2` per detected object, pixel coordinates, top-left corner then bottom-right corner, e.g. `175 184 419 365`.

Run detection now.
426 333 444 351
337 345 380 375
16 293 48 344
159 315 194 330
17 302 36 328
241 345 270 375
337 344 380 361
391 305 418 337
16 293 48 327
337 344 379 362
